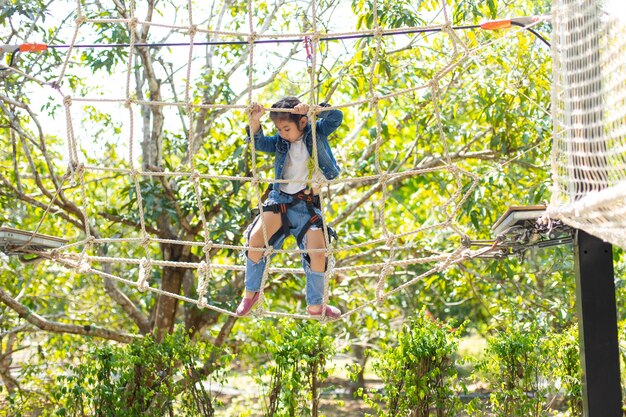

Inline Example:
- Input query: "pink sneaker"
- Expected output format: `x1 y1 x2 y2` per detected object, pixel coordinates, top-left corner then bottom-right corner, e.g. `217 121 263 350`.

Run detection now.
236 292 260 316
307 305 341 319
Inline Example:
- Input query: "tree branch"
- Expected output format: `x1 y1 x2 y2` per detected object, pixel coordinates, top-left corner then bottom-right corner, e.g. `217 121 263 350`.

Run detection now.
98 211 161 236
0 288 138 343
189 0 293 159
0 173 84 230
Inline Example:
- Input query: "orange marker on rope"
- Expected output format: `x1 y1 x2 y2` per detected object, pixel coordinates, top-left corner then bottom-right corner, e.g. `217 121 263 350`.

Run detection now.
480 19 512 30
477 15 551 47
1 43 49 68
480 16 549 31
19 43 48 52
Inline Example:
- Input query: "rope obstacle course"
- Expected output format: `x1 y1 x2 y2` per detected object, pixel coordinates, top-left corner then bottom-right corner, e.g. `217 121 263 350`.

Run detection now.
1 1 557 321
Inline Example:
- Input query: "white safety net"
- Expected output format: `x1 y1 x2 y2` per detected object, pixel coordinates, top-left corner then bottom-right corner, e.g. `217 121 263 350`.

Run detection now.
549 0 626 248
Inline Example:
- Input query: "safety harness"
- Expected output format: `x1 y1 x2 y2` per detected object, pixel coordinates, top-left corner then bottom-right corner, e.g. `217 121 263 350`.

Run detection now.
250 189 337 251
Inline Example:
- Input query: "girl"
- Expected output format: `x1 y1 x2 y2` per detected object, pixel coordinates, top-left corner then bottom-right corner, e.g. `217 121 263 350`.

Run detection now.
236 96 343 319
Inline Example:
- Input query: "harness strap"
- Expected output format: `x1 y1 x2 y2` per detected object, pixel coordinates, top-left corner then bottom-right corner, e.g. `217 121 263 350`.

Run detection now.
261 202 292 247
278 204 290 244
254 191 338 260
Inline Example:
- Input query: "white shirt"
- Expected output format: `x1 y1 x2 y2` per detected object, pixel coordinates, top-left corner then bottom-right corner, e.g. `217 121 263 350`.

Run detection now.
282 137 324 194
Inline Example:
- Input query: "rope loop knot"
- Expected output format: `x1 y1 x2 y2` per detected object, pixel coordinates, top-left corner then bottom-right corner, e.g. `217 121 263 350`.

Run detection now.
263 246 275 258
369 94 380 109
248 31 258 44
128 17 139 30
197 260 208 276
429 78 440 92
69 162 85 187
203 241 213 255
77 258 91 274
311 31 321 42
137 257 152 292
196 261 210 308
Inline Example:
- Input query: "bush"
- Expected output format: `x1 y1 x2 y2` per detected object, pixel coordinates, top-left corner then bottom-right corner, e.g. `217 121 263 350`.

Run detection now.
47 327 232 417
246 318 336 417
478 326 551 417
355 311 464 417
547 325 581 416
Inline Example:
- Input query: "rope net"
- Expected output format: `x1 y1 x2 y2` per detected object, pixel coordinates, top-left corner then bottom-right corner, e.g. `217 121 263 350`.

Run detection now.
549 0 626 249
3 0 549 320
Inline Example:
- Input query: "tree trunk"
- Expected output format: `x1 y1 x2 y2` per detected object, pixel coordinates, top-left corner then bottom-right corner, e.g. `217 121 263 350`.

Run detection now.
153 242 189 341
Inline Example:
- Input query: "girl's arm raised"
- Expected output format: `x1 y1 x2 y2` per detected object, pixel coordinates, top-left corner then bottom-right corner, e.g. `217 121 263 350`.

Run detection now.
315 103 343 137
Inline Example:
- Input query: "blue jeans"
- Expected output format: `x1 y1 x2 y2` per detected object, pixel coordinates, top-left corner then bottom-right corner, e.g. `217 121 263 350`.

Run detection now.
244 190 327 305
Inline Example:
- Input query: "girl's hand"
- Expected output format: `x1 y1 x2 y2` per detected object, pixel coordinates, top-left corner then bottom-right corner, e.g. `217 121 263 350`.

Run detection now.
293 102 309 115
249 102 265 122
248 102 265 135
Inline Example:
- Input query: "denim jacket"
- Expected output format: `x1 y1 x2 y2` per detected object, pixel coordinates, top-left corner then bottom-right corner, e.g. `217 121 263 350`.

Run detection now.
246 107 343 193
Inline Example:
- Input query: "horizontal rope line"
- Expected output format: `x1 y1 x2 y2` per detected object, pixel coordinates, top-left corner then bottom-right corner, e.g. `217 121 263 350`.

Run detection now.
42 245 495 321
79 165 455 184
57 253 460 274
46 24 481 50
53 220 457 256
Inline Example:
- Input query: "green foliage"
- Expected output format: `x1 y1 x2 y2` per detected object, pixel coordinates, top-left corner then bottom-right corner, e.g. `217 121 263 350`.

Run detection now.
619 315 626 409
0 0 47 23
352 0 427 30
546 325 582 417
354 311 464 417
245 319 336 417
477 325 552 417
48 328 232 417
2 387 37 417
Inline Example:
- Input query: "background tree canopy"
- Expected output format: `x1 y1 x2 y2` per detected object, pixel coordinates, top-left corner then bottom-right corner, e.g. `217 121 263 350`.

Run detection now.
1 0 624 415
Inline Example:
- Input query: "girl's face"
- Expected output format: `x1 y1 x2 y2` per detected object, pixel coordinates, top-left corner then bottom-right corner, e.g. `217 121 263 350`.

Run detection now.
274 117 307 142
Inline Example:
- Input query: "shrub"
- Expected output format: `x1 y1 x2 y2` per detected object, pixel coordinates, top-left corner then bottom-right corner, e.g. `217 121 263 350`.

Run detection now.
478 326 551 417
355 311 464 417
247 318 336 417
547 325 582 416
48 327 231 417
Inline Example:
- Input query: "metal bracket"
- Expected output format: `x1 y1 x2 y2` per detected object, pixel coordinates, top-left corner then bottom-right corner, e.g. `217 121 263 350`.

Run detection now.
462 206 574 259
0 227 67 255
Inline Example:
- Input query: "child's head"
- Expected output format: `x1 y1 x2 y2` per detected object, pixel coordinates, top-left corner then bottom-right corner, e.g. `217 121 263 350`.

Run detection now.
270 96 307 142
